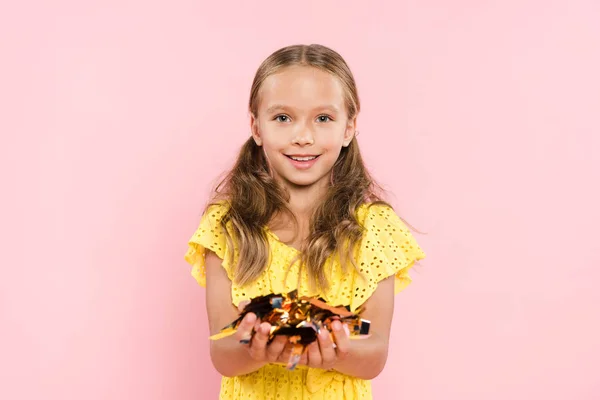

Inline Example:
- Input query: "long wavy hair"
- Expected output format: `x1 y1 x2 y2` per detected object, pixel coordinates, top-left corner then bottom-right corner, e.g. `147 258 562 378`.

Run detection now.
208 44 389 291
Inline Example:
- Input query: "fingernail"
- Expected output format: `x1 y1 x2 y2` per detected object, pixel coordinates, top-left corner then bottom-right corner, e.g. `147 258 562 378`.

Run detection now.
332 321 342 331
261 323 271 335
246 313 257 323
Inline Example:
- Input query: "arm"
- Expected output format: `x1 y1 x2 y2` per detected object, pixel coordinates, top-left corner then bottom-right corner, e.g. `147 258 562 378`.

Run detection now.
331 275 395 379
205 250 288 377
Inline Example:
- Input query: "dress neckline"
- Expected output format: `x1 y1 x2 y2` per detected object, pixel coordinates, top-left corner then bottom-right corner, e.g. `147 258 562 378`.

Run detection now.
263 203 371 254
264 227 302 253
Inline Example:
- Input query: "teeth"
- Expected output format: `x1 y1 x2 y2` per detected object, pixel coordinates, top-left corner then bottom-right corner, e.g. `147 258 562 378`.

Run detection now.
290 156 317 161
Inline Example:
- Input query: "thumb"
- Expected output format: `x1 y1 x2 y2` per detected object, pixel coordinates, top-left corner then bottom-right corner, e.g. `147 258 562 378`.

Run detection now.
238 300 251 312
236 312 257 344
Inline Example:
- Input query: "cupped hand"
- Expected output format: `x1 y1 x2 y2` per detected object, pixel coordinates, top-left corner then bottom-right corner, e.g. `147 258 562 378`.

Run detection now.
299 320 351 370
235 312 288 363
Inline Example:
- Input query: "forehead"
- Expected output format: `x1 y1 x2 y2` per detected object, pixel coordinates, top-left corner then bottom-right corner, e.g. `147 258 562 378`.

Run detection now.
258 66 346 112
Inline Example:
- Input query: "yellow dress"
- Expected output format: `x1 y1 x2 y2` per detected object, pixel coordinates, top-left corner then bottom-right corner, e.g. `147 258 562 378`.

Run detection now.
185 202 425 400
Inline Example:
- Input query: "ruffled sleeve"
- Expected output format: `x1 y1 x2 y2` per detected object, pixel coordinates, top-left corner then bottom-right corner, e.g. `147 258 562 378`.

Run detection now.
184 202 232 287
350 203 426 310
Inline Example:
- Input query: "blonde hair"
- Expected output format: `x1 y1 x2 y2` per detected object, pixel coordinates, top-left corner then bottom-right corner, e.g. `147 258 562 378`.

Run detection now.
209 44 388 291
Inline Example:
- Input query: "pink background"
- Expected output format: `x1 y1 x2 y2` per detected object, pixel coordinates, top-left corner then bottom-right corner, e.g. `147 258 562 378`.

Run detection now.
2 1 599 399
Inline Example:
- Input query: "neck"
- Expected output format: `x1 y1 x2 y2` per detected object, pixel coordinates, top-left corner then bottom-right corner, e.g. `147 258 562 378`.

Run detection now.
285 180 329 217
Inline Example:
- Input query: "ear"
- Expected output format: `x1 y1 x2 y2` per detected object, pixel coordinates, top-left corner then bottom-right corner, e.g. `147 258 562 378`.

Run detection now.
342 116 357 147
250 113 262 146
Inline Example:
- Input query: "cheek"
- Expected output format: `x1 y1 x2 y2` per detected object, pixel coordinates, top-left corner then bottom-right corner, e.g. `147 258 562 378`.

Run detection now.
262 140 286 155
320 130 347 150
259 128 286 151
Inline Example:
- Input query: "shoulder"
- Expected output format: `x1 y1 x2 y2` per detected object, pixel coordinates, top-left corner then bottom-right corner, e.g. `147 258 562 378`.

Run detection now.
188 200 233 254
356 201 423 257
356 202 403 229
202 200 231 223
184 200 233 287
348 201 425 309
190 200 232 237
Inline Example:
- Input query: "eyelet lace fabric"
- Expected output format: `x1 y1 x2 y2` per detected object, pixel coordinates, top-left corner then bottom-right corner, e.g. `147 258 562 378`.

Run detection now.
185 202 425 400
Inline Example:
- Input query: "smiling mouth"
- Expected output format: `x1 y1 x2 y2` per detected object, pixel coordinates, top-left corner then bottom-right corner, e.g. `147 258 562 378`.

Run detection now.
285 155 321 161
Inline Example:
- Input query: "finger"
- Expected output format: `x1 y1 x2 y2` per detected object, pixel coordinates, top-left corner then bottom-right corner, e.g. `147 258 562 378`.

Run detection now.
299 350 308 366
237 300 250 312
266 335 287 362
343 323 350 337
279 341 301 365
317 327 337 368
297 343 309 366
236 312 257 344
331 321 350 360
306 341 322 368
248 322 271 360
276 342 292 363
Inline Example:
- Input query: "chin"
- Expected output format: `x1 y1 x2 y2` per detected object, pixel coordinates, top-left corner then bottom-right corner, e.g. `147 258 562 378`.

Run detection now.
283 174 329 189
286 178 318 187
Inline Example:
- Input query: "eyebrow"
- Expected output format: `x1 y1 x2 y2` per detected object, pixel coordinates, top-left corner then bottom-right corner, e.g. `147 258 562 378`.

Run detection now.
264 104 340 114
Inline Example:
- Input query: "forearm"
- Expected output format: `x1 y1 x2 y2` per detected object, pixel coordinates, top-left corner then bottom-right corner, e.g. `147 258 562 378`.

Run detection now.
210 336 266 377
332 333 388 380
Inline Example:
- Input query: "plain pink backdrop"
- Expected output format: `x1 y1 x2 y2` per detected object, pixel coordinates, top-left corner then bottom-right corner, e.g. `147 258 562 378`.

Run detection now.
2 0 599 399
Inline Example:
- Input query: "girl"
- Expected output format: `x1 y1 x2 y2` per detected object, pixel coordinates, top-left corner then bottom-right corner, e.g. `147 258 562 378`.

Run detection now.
185 44 425 400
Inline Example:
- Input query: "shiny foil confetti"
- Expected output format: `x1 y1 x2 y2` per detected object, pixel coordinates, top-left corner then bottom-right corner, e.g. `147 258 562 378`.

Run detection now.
209 290 371 370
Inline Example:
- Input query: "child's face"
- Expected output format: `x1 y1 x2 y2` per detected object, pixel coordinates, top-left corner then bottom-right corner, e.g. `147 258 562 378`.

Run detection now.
251 65 355 190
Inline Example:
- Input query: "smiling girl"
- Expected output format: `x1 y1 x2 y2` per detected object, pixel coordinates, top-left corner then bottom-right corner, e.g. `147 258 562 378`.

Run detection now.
185 44 425 400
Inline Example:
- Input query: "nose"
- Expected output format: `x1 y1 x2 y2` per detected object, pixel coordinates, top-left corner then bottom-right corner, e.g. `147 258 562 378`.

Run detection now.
292 126 315 146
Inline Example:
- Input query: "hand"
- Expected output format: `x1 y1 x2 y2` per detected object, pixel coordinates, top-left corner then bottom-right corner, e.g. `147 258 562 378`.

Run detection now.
235 312 288 364
300 320 351 370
